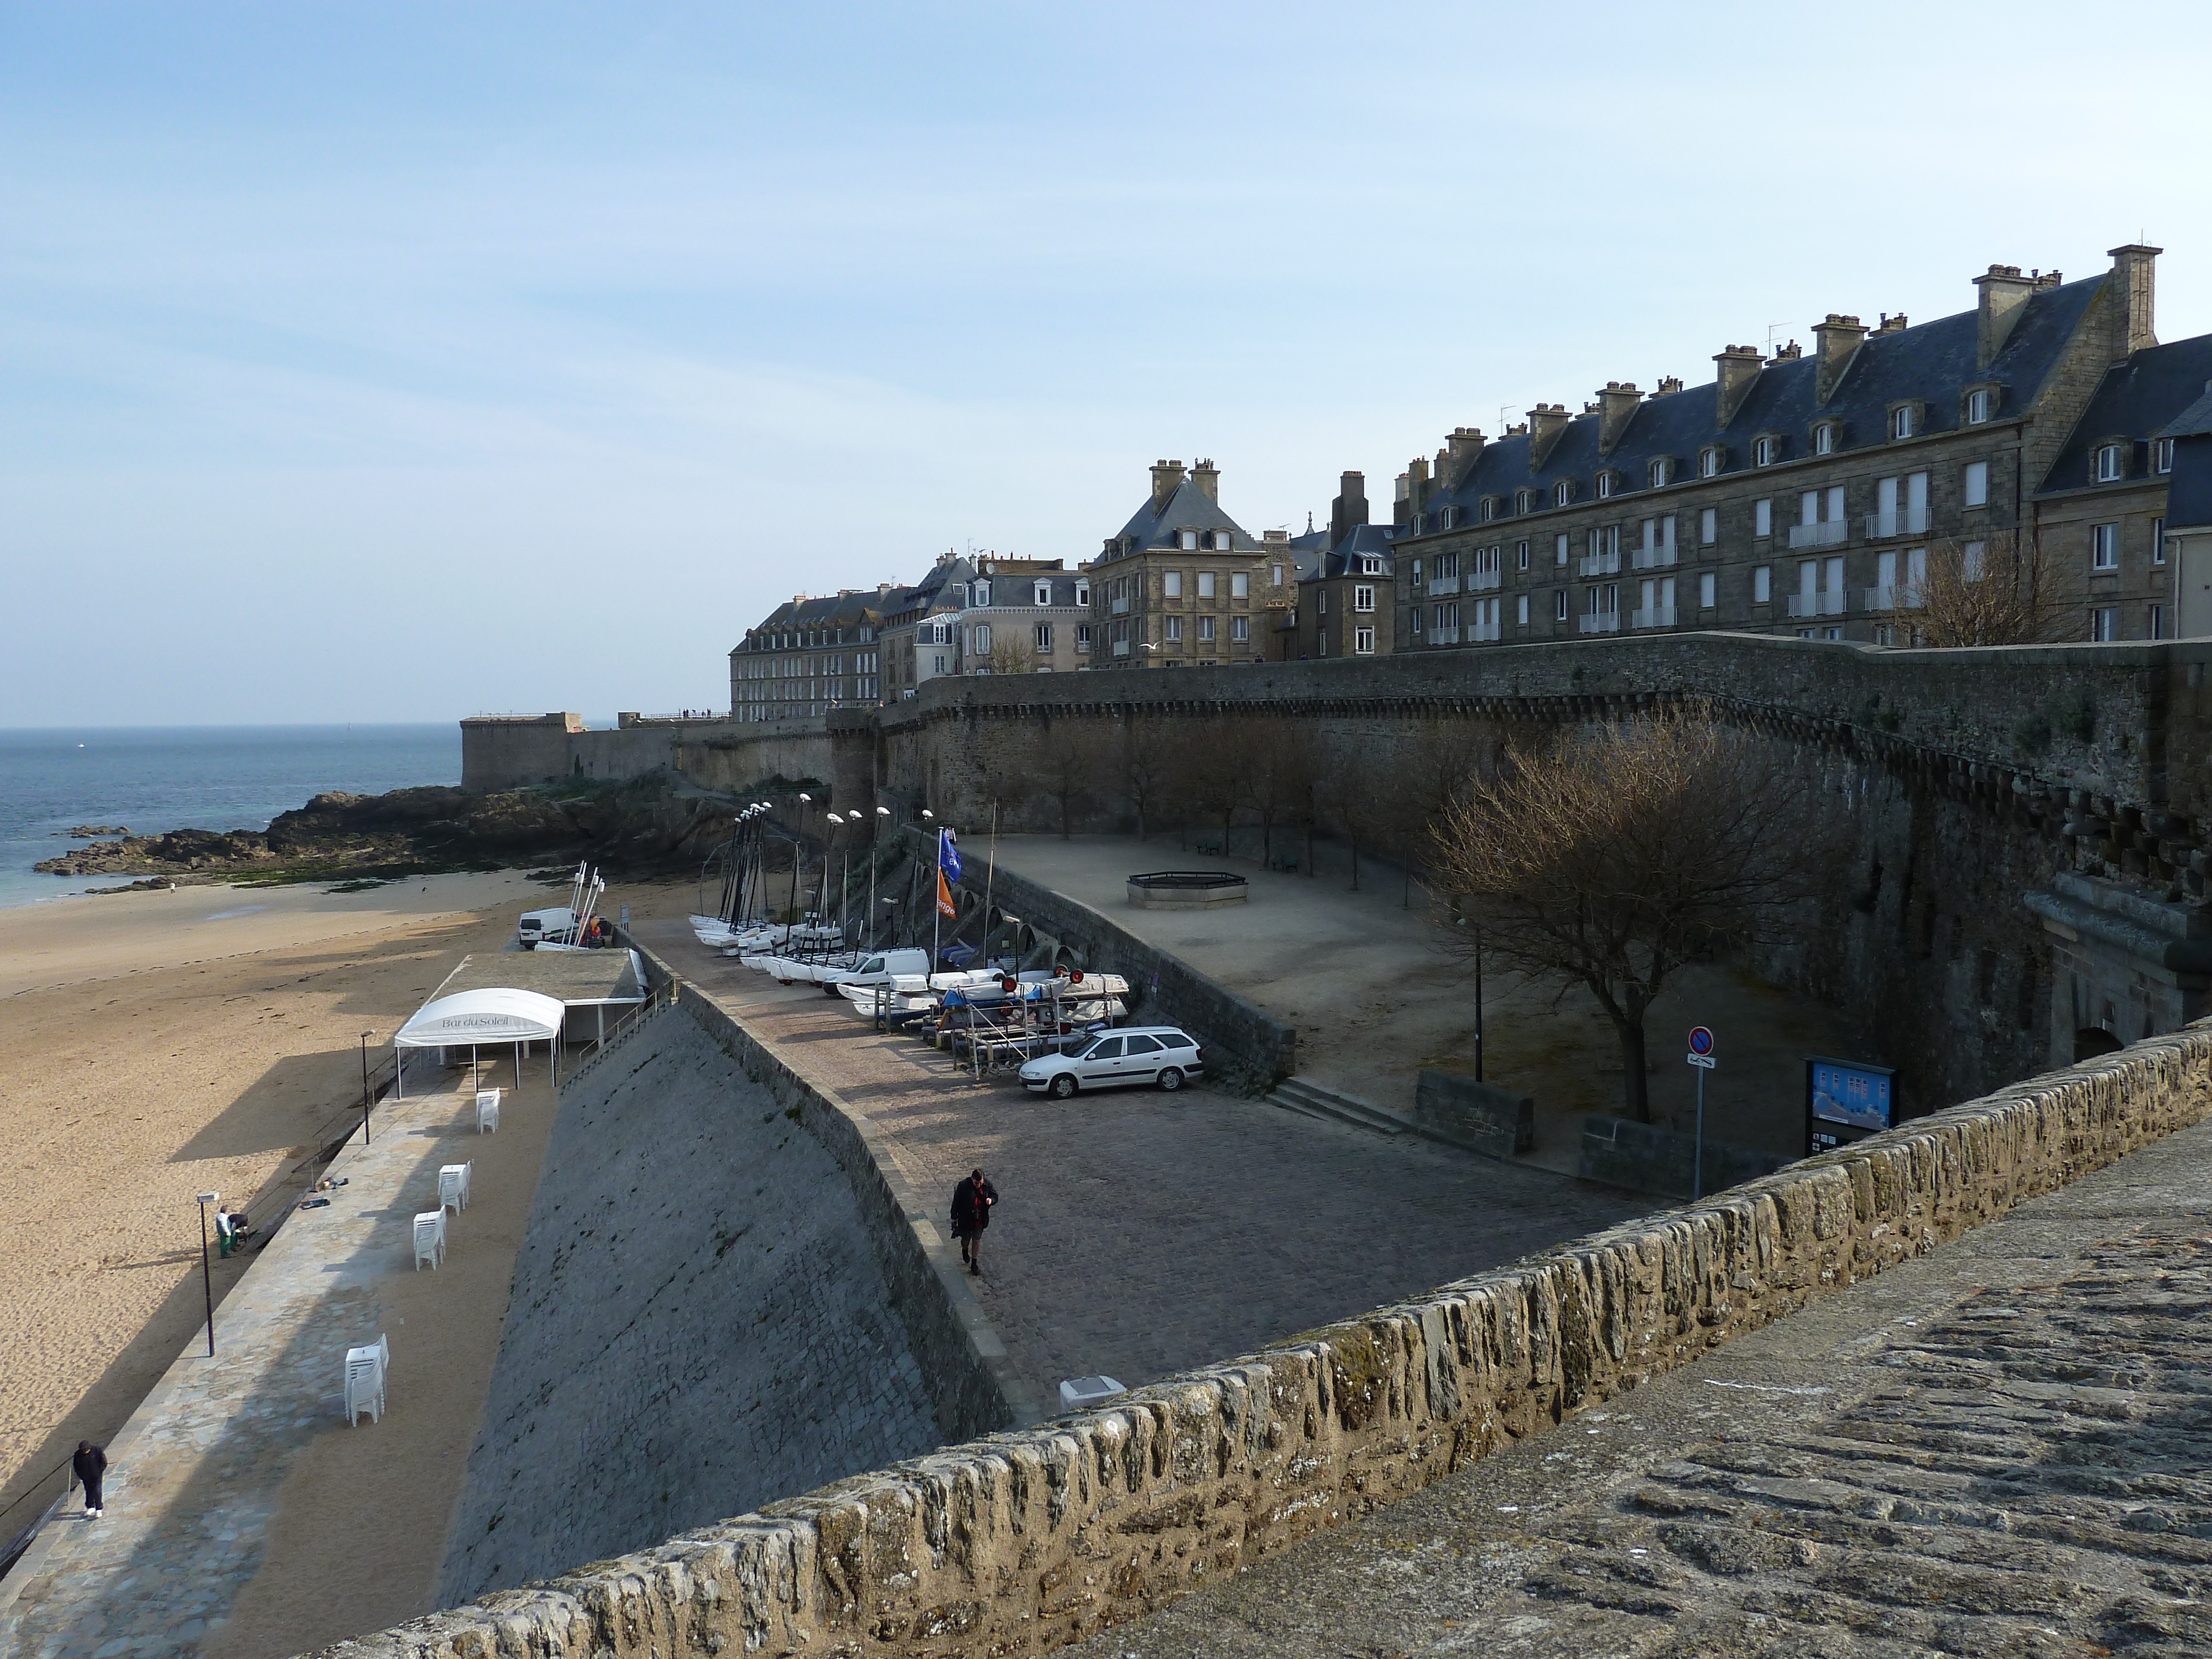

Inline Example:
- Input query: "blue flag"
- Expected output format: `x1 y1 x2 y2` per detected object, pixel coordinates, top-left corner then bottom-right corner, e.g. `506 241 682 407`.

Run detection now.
938 827 962 883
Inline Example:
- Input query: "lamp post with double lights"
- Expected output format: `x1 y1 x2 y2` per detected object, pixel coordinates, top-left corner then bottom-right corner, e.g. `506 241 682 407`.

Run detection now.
194 1191 220 1356
359 1030 374 1144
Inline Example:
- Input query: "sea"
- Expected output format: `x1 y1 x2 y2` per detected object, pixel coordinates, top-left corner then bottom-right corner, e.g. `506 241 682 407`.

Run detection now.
0 725 462 910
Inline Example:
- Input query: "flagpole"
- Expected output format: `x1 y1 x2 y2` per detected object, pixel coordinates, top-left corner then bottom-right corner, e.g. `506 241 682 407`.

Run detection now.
932 826 942 974
984 798 998 972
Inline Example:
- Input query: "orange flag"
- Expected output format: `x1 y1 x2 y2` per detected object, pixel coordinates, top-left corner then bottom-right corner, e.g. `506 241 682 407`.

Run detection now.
936 868 957 919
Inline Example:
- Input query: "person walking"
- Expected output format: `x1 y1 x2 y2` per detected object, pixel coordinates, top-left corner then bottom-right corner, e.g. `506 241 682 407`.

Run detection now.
950 1168 997 1276
73 1441 107 1519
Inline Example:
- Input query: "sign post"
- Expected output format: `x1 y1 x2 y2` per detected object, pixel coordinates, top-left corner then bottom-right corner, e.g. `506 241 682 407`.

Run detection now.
1806 1056 1896 1156
1686 1026 1717 1199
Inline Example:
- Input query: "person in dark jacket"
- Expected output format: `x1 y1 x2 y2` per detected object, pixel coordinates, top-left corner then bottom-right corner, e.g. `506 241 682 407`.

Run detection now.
950 1169 997 1275
73 1441 107 1518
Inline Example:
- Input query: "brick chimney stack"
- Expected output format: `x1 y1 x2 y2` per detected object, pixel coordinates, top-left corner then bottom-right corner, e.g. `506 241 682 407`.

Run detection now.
1526 403 1571 468
1442 427 1486 489
1714 346 1766 424
1808 317 1867 406
1149 458 1186 514
2108 243 2161 356
1191 457 1220 502
1656 375 1684 395
1594 383 1642 453
1331 471 1369 546
1974 264 2035 368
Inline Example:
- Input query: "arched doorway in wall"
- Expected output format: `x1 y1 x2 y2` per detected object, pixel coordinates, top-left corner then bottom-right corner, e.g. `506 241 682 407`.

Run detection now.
2074 1026 2126 1062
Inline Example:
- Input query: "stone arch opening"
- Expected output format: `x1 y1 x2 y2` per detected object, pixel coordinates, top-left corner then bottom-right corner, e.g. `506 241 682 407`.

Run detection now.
2073 1026 2125 1062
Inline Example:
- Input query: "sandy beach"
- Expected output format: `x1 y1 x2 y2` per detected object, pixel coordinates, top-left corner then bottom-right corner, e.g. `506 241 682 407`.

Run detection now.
0 872 544 1536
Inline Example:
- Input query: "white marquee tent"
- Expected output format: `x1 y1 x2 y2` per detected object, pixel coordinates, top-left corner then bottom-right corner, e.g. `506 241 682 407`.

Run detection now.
391 988 568 1094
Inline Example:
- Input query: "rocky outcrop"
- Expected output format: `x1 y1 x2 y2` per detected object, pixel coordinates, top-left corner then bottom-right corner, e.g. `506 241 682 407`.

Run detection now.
59 824 129 837
34 780 732 882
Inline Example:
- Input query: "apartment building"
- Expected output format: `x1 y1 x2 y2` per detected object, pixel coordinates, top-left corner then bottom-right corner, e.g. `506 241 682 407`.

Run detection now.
941 557 1093 674
880 556 974 700
1293 471 1397 658
1391 246 2167 649
1085 459 1293 667
728 587 888 721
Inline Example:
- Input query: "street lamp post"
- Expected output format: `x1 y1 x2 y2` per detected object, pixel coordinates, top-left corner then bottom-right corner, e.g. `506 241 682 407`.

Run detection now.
359 1031 374 1145
194 1191 219 1356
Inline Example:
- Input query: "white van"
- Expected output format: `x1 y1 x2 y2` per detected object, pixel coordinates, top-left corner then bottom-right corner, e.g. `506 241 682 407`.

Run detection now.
516 906 576 950
816 948 932 994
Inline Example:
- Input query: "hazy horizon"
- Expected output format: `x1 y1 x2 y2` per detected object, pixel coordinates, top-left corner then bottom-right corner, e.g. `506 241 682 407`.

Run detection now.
7 2 2210 726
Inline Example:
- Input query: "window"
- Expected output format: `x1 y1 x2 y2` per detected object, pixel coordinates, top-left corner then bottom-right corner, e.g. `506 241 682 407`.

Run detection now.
1230 615 1249 641
1553 589 1569 622
1597 472 1615 499
1034 623 1053 653
1753 565 1771 604
1965 388 1991 424
1700 447 1724 478
1164 570 1183 598
973 582 990 607
1270 564 1284 586
1074 580 1089 606
1439 507 1457 530
1076 624 1093 651
1164 615 1183 641
2091 523 2119 571
1197 571 1217 598
1354 584 1375 612
1964 461 1989 507
1648 457 1673 488
2095 444 2124 483
971 623 990 654
1517 489 1536 514
2151 604 2168 640
1317 589 1326 614
1814 422 1837 455
1213 530 1234 550
1516 540 1530 571
2153 517 2167 565
1197 615 1215 642
1699 571 1717 609
1755 498 1773 538
2091 607 2118 642
1354 625 1375 654
1554 533 1569 565
1891 405 1917 440
1963 540 1986 582
1480 497 1498 521
1553 479 1573 507
1700 507 1718 545
1232 571 1250 598
1516 593 1530 626
2154 437 2176 474
1754 435 1778 466
1177 529 1199 551
1034 581 1052 606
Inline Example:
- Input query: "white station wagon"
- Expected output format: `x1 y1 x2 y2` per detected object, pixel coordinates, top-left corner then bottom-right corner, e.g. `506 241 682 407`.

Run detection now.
1020 1027 1204 1098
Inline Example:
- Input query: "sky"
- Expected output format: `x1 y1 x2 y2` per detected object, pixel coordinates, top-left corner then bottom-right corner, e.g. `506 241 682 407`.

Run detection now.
5 2 2210 725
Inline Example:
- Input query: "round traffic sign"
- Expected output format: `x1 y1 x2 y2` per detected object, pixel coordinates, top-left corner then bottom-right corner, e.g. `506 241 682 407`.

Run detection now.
1688 1026 1714 1056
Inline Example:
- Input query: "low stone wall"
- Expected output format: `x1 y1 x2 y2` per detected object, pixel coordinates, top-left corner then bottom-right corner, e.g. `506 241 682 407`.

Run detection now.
1579 1113 1795 1199
1411 1068 1535 1157
320 1017 2212 1659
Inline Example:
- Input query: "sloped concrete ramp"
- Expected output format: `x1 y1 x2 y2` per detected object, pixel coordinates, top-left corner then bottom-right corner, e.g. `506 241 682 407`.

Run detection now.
436 1006 940 1604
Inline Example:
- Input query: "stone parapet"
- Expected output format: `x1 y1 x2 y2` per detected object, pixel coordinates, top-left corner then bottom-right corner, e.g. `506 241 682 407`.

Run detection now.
315 1012 2212 1659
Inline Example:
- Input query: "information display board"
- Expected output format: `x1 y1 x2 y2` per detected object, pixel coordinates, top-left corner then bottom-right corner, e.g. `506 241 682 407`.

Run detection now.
1805 1055 1897 1156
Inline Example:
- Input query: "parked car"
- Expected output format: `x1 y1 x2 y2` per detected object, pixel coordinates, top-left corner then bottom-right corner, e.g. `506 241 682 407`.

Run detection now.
815 947 932 997
1019 1027 1204 1098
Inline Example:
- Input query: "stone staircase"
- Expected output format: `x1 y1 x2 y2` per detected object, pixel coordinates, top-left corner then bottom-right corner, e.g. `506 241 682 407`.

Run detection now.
1265 1077 1412 1138
560 998 672 1092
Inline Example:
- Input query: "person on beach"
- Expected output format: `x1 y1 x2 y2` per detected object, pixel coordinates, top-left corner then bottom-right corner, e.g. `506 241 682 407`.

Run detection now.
73 1441 106 1518
951 1168 997 1276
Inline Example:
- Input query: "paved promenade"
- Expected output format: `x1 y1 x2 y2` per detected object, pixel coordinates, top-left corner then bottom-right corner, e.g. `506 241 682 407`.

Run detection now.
1067 1114 2212 1658
0 1060 559 1659
634 917 1651 1410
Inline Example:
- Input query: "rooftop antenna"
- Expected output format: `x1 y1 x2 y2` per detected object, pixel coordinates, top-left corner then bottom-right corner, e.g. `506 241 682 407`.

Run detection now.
1764 322 1787 353
1499 404 1509 432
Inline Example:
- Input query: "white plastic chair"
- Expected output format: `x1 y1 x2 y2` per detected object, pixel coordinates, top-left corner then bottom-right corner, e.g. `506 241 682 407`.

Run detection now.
1058 1375 1126 1412
438 1162 472 1214
476 1090 501 1134
345 1346 386 1425
413 1209 446 1270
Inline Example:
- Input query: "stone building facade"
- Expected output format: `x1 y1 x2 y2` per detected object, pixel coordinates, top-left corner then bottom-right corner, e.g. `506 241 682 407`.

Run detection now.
1390 246 2172 650
1295 472 1396 659
940 557 1093 675
879 556 975 702
1084 459 1295 668
728 587 889 721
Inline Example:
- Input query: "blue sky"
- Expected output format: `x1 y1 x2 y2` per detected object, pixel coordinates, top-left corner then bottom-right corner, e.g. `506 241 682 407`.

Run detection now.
5 2 2209 724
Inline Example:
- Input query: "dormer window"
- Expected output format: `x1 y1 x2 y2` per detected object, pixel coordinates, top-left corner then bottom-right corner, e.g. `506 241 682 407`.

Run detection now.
1648 457 1673 488
1439 505 1458 530
1179 529 1199 550
1553 479 1573 507
1752 435 1780 467
1699 446 1725 478
1890 403 1920 440
972 581 991 607
1211 530 1234 550
1034 581 1052 606
1479 496 1499 521
1361 554 1382 575
1812 422 1838 456
1073 580 1090 605
2095 443 2125 483
1595 471 1616 499
1964 388 1993 424
2156 437 2176 474
1515 488 1536 514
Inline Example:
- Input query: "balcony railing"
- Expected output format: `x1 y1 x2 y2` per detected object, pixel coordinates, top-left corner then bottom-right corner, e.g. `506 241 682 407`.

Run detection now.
1426 625 1461 645
1468 567 1502 590
1863 586 1927 612
1786 590 1848 618
1631 604 1677 629
1629 545 1677 570
1862 505 1929 539
1575 612 1621 634
1787 519 1850 549
1426 575 1462 597
1470 619 1503 642
1110 595 1130 614
1112 639 1130 656
1578 551 1621 577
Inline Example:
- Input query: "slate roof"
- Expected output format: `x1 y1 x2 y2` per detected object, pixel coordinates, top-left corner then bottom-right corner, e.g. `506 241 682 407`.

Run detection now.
2039 332 2212 495
1105 476 1258 557
2163 389 2212 441
737 586 888 648
1318 521 1398 579
1413 275 2106 531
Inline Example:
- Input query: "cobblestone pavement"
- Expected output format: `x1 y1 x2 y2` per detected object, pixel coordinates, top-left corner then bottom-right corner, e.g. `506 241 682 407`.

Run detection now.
1067 1117 2212 1658
638 920 1651 1408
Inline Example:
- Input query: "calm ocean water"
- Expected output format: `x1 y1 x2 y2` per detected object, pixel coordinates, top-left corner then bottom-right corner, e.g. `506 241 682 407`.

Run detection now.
0 725 461 910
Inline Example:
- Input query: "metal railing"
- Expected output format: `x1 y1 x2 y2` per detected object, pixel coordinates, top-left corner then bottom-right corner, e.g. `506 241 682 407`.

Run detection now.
1631 604 1677 629
1426 575 1461 597
1576 612 1621 634
1426 625 1461 645
1630 544 1677 570
1470 619 1503 642
1862 505 1929 539
1786 590 1848 618
1578 550 1621 577
1468 567 1502 590
1788 519 1850 549
1863 586 1927 612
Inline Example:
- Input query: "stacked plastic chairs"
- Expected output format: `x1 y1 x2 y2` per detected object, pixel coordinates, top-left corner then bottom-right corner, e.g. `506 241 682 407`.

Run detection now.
475 1089 502 1134
345 1334 390 1425
413 1209 446 1270
438 1162 472 1214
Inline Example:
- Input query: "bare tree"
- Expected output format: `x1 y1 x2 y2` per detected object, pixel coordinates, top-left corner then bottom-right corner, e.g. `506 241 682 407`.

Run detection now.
1322 744 1387 890
1387 719 1486 906
1880 528 2069 648
1175 719 1251 856
1246 722 1319 869
1427 709 1827 1123
1036 726 1105 839
1120 718 1176 844
987 636 1040 675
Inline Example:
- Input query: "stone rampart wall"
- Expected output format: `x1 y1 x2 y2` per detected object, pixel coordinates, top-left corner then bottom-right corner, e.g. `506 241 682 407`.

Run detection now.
460 715 832 794
324 1014 2212 1659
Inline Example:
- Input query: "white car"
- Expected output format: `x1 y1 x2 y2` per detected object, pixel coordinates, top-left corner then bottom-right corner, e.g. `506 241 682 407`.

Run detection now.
1019 1027 1204 1098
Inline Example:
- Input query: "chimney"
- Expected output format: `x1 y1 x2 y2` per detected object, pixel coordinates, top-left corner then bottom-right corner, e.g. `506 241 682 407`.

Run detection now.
1526 403 1571 468
1713 346 1765 424
1331 470 1370 545
1149 458 1186 513
1973 264 2035 368
1771 340 1802 361
1594 383 1641 453
1809 316 1867 405
1876 312 1908 335
1656 375 1684 395
2109 243 2161 356
1442 427 1485 489
1191 457 1220 502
